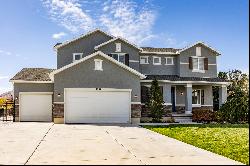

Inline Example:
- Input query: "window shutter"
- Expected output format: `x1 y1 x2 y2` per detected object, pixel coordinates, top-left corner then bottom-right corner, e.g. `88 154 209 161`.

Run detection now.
204 58 208 70
189 57 193 69
125 54 129 66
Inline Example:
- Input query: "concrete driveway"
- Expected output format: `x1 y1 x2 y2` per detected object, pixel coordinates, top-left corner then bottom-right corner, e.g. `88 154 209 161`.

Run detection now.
0 122 242 165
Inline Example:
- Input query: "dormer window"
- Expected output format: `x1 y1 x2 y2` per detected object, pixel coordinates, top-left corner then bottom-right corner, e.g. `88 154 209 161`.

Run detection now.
73 53 83 62
153 56 161 65
94 59 103 71
115 43 121 52
196 47 201 56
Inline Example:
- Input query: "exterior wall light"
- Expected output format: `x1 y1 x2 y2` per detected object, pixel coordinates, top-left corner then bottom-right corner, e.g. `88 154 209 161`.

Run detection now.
57 93 61 97
180 92 184 96
134 94 138 98
15 96 18 100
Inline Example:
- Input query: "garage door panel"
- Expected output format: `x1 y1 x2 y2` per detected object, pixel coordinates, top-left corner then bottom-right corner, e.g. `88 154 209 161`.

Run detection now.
65 90 130 123
20 94 52 122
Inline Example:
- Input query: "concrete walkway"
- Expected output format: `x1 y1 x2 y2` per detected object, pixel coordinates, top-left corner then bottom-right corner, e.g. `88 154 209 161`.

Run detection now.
0 122 242 165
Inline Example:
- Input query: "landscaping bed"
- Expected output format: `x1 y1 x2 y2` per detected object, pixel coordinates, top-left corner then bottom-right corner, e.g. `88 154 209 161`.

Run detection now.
144 124 249 165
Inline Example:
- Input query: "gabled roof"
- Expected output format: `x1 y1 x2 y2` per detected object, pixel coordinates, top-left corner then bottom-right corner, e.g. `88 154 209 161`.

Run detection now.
53 29 114 50
141 47 181 54
94 37 143 51
50 51 146 80
10 68 55 83
177 41 221 55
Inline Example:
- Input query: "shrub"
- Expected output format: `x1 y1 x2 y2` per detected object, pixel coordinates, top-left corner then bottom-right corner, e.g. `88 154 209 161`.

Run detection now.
216 88 249 123
192 109 215 123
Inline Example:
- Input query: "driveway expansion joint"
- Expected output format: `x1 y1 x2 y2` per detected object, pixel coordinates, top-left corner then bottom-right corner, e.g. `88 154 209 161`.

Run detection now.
105 130 146 165
24 123 54 165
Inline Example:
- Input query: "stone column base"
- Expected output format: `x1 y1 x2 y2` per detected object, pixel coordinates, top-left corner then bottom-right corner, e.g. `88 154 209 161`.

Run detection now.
53 104 64 124
131 104 141 124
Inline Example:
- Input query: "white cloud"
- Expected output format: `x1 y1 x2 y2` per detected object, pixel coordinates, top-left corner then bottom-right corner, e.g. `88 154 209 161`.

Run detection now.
43 0 95 33
0 86 12 95
42 0 158 45
52 32 67 39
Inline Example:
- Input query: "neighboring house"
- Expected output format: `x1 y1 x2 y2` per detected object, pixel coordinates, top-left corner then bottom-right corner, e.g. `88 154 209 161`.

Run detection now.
10 29 229 124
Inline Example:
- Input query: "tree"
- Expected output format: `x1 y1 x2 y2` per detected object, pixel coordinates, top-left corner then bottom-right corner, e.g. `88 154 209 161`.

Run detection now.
216 69 249 123
146 78 164 122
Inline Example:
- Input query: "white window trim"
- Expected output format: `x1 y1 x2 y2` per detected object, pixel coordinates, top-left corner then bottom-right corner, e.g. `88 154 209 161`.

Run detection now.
192 57 205 73
153 56 161 65
111 53 125 64
140 56 149 64
94 59 103 71
192 89 201 107
165 57 174 65
115 43 121 52
73 53 83 62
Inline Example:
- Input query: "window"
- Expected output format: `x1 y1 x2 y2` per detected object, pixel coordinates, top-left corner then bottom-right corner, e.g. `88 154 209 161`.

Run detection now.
111 53 125 64
192 57 204 71
196 47 201 56
140 56 149 64
192 89 201 105
115 43 121 52
165 57 174 65
73 53 83 62
201 89 205 105
153 56 161 65
94 59 103 71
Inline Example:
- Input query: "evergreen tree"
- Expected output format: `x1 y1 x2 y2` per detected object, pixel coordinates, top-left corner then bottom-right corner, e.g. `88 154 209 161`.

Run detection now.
146 78 164 122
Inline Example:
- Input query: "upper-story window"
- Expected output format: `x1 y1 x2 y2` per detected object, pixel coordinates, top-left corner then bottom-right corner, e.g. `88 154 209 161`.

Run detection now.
192 57 204 71
94 59 103 71
111 53 125 64
153 56 161 65
165 57 174 65
73 53 83 62
115 43 121 52
196 47 201 56
140 56 149 64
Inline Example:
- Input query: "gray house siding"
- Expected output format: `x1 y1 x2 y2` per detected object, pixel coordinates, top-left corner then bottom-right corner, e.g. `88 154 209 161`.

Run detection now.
139 54 178 75
54 55 141 103
97 39 140 71
179 44 217 78
57 31 112 69
14 83 54 104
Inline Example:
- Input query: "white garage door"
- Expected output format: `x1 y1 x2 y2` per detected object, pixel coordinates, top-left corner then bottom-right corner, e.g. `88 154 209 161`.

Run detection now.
20 93 52 122
65 89 131 123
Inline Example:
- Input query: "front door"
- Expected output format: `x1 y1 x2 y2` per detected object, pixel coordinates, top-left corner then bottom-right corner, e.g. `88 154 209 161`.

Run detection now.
171 87 176 112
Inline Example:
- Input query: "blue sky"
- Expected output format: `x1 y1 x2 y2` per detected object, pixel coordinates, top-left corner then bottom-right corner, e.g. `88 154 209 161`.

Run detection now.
0 0 249 94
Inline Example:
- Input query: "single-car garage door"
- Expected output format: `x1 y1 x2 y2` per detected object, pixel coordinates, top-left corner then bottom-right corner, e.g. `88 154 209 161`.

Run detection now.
19 92 52 122
65 89 131 123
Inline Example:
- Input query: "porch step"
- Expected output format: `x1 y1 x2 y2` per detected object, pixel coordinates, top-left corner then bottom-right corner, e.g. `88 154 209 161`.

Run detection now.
172 114 192 123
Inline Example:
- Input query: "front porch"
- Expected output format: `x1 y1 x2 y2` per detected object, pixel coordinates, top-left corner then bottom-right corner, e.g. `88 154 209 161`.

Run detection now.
140 81 228 120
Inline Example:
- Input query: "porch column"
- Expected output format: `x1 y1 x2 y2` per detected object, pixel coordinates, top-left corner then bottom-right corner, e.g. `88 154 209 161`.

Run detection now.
185 84 192 114
163 84 172 105
219 85 227 107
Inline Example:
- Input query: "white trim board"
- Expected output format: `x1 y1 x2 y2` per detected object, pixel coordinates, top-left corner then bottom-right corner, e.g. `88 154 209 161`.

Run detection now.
50 51 146 80
141 51 179 55
94 37 143 51
10 80 54 83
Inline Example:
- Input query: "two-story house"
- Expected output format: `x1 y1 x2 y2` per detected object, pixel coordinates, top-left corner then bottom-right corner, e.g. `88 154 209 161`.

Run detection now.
10 29 229 124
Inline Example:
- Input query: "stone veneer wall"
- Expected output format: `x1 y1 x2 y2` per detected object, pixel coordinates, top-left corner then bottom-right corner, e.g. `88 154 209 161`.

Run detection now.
131 104 141 118
192 106 213 111
141 105 172 117
53 104 64 119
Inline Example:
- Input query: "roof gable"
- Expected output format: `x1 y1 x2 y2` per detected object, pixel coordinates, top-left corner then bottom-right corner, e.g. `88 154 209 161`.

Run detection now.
54 29 114 50
50 51 146 80
177 41 221 55
94 37 143 51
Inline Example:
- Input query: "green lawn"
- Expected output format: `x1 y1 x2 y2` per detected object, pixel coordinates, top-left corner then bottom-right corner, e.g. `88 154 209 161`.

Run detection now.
144 124 249 165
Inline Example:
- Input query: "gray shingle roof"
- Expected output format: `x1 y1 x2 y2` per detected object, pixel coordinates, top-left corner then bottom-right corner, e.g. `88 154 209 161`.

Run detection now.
144 75 228 82
141 47 181 53
10 68 55 81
